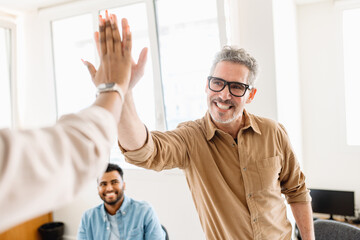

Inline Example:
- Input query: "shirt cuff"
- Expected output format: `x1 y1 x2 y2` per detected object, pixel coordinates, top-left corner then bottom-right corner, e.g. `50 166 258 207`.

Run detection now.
286 189 312 204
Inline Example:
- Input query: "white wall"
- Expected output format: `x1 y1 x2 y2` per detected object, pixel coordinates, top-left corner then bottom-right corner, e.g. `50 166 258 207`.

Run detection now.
298 0 360 214
16 10 57 128
273 0 303 164
230 0 279 120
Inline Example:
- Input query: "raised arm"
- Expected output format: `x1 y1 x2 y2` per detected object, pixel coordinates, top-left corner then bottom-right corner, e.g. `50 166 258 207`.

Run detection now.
83 12 132 123
91 14 147 151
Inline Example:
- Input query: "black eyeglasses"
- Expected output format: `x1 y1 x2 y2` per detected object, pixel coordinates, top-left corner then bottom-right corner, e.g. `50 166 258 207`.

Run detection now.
207 76 253 97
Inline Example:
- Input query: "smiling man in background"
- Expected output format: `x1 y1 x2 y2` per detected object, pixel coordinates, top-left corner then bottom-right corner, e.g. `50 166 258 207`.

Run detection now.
77 163 165 240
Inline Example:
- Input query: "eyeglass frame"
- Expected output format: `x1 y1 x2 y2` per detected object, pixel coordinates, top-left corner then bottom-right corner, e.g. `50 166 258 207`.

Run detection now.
207 76 253 97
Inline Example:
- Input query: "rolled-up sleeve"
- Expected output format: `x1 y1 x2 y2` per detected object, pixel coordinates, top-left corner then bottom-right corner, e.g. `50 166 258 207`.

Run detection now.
277 124 311 204
120 125 192 171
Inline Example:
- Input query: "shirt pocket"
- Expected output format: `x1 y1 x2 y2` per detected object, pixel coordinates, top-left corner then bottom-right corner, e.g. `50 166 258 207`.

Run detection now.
256 156 282 190
127 227 144 240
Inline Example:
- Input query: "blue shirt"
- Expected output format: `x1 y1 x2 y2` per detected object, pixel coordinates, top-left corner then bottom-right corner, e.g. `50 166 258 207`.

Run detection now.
77 195 165 240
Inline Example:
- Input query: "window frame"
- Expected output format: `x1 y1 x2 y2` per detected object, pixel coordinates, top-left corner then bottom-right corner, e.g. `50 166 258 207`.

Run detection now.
0 18 17 128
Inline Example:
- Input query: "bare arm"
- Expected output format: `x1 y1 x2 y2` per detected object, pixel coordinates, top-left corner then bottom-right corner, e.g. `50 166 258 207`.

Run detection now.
117 45 149 150
117 90 147 150
291 202 315 240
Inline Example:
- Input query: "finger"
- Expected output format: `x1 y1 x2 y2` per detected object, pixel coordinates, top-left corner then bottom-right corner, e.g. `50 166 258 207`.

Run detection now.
137 47 148 68
122 18 132 57
121 17 127 52
105 10 113 53
111 14 121 53
94 31 100 56
81 59 97 79
99 15 106 55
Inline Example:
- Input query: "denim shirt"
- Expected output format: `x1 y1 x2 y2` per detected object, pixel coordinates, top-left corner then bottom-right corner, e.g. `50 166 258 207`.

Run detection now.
77 195 165 240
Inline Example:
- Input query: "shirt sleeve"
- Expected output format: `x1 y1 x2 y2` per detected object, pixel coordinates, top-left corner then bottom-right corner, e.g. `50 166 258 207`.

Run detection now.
119 125 192 171
277 123 312 204
77 212 89 240
144 205 166 240
0 106 117 233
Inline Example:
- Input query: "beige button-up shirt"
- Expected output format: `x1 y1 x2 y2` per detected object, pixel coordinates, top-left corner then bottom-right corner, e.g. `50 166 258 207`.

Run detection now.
0 106 116 233
122 110 311 240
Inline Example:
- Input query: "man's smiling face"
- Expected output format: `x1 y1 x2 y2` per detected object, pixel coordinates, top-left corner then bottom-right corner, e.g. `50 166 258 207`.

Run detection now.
206 61 254 126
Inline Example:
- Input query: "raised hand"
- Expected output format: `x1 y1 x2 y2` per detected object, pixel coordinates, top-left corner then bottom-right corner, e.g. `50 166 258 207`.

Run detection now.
83 11 132 94
92 14 148 92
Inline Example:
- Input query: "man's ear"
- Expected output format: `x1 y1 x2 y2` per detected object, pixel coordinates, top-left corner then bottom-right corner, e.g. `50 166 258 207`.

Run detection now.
123 182 126 190
246 88 257 104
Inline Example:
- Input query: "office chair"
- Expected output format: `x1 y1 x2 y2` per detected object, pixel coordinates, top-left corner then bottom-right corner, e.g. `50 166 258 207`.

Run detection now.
314 219 360 240
161 224 169 240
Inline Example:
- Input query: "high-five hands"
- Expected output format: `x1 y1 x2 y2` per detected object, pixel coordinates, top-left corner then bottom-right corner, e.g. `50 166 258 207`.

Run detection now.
83 11 132 95
91 13 148 93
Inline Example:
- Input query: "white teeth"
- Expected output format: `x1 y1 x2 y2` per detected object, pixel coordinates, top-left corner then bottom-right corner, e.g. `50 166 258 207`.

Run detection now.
216 102 230 110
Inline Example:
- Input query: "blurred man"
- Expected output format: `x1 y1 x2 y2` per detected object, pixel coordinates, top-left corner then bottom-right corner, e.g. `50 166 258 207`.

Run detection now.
0 12 132 233
77 163 165 240
116 46 315 240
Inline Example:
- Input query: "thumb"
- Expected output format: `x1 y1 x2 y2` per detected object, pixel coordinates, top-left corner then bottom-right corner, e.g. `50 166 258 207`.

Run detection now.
81 59 97 79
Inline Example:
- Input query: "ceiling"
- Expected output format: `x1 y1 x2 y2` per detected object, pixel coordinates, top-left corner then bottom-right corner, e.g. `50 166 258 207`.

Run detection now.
0 0 330 13
0 0 81 12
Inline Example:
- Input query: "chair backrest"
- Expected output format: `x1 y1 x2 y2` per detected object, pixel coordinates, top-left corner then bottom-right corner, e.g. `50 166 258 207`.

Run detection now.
314 219 360 240
161 224 169 240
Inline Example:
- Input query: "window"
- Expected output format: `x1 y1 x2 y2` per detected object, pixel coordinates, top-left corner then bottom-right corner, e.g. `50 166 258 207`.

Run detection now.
52 14 95 118
343 8 360 145
50 0 226 168
0 25 13 129
156 0 221 129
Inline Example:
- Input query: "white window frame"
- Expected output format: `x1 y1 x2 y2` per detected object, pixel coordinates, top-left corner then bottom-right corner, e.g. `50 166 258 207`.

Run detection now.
0 17 17 128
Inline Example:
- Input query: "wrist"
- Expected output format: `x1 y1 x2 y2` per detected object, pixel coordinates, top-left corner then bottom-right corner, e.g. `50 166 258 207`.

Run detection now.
96 83 124 102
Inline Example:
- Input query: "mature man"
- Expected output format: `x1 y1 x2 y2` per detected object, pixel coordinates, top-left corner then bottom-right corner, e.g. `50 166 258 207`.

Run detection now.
117 46 314 240
77 163 165 240
0 12 132 233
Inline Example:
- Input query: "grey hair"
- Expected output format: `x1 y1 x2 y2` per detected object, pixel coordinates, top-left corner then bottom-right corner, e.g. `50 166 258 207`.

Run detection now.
210 46 259 86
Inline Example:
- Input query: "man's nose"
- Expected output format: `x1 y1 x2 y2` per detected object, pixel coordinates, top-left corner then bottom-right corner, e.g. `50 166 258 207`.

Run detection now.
105 184 113 191
218 85 232 100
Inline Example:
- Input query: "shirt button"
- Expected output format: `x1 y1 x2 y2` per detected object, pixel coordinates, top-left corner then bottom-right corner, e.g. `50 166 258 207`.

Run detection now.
248 193 252 198
107 227 109 230
232 143 236 147
253 218 257 222
243 167 247 171
122 211 126 215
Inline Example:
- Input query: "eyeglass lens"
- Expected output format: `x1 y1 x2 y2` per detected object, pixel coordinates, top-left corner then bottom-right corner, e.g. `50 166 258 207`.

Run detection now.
209 77 247 97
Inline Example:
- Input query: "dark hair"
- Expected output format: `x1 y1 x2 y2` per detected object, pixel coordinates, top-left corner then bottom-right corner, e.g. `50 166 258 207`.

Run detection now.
105 163 124 179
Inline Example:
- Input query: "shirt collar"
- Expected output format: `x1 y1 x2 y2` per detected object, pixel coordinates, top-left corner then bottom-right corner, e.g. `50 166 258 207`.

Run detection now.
101 195 130 219
205 109 261 141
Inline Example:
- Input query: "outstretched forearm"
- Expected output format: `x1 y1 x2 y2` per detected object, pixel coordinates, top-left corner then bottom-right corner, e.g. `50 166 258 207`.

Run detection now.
117 91 147 150
291 202 315 240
